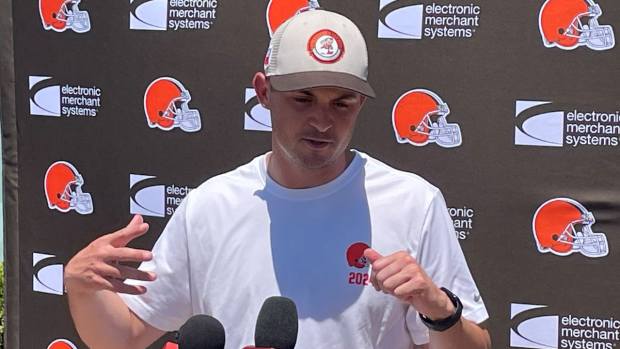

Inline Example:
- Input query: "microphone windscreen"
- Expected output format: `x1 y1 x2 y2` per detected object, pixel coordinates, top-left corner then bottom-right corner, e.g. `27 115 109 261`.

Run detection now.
255 296 298 349
178 315 226 349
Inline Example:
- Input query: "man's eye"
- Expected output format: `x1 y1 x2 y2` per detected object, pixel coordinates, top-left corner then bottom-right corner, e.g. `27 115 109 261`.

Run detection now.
294 97 312 104
334 102 350 109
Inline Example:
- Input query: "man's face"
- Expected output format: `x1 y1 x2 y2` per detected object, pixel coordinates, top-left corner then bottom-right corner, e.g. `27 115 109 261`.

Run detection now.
267 84 365 170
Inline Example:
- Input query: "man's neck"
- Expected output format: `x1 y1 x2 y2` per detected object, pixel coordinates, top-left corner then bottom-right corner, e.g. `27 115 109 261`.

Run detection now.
267 150 355 189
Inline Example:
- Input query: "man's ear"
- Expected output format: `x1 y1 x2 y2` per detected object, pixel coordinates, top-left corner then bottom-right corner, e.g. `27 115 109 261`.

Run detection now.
359 95 367 108
252 72 270 109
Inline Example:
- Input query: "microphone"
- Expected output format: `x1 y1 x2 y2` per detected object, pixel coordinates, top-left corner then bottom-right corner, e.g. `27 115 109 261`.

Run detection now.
247 296 298 349
178 314 226 349
162 342 179 349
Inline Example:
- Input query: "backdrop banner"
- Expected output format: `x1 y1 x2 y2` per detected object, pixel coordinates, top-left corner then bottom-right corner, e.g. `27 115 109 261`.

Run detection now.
2 0 619 348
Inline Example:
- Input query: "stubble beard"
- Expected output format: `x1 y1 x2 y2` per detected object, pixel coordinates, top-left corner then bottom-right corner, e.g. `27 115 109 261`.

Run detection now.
276 136 350 170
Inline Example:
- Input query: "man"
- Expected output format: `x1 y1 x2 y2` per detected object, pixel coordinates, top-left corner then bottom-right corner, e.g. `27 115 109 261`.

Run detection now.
64 8 491 349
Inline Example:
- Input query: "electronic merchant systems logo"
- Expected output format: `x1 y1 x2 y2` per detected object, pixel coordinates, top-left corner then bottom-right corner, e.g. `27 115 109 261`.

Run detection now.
266 0 319 36
144 77 202 132
510 303 620 349
29 76 102 118
514 100 620 148
532 198 608 258
129 0 219 31
244 88 272 132
39 0 91 33
47 339 78 349
448 205 476 241
378 0 481 39
538 0 615 51
392 89 462 148
130 174 193 218
33 252 64 296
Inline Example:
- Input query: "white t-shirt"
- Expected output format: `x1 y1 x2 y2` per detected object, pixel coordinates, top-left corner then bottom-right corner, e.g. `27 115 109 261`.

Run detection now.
121 150 488 348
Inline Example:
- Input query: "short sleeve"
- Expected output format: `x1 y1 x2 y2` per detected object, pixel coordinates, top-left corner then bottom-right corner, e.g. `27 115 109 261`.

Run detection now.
119 197 193 332
406 189 489 345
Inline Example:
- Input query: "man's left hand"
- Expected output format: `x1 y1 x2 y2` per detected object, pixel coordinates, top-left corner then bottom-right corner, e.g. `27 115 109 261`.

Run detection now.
364 248 454 320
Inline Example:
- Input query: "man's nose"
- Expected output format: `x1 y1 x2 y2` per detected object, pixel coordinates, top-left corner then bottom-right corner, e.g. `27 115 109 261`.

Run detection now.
308 106 333 133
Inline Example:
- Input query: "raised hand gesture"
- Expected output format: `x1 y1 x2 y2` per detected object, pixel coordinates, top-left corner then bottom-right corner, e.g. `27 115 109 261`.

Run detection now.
65 215 157 295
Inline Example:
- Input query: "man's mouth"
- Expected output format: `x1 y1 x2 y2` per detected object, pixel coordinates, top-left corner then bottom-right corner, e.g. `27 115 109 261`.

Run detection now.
302 137 332 149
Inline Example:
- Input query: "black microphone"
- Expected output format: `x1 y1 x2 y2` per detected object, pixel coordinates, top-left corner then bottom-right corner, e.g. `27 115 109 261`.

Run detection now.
254 296 298 349
178 314 226 349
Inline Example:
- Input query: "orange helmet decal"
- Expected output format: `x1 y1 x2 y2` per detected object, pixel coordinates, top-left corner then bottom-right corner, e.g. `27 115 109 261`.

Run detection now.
44 161 93 214
266 0 312 37
539 0 615 50
40 0 70 31
392 89 461 148
532 198 608 257
143 77 202 132
48 339 78 349
39 0 91 33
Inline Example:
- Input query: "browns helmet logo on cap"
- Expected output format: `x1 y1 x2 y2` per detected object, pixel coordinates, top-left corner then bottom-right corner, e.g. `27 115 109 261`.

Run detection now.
538 0 615 50
532 198 608 258
346 242 370 269
392 89 462 148
44 161 93 215
307 29 345 64
144 77 202 133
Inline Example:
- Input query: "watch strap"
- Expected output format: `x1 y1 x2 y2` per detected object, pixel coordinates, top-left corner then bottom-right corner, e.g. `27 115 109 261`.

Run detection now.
419 287 463 332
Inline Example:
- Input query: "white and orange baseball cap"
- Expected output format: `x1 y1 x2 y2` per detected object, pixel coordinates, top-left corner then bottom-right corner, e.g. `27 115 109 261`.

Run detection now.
264 9 376 98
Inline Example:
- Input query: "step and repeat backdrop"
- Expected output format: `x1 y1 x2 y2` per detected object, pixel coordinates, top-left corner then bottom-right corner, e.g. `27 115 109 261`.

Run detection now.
2 0 620 348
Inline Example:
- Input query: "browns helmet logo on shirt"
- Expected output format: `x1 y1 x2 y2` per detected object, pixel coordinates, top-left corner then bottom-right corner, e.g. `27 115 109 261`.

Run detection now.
532 198 608 258
346 242 370 269
346 242 371 286
144 77 202 133
266 0 320 37
538 0 615 50
392 89 462 148
39 0 91 33
44 161 93 215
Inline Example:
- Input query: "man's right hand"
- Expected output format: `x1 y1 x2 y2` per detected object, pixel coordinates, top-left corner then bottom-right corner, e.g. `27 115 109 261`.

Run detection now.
64 215 157 295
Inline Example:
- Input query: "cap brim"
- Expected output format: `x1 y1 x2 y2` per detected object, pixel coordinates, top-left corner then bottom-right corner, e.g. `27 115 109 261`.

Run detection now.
269 71 376 98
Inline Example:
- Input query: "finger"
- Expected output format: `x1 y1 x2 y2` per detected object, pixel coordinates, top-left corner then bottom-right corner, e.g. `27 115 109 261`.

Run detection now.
88 273 116 291
101 215 143 241
97 262 156 282
127 214 144 227
109 278 148 295
393 279 425 300
381 271 414 294
374 259 409 289
365 249 383 291
116 265 157 282
371 251 412 270
110 218 149 248
369 268 379 291
392 262 430 300
106 247 153 263
363 248 382 264
95 262 123 279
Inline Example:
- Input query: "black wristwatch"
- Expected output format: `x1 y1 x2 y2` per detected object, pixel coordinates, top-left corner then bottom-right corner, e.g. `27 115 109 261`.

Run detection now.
419 287 463 332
